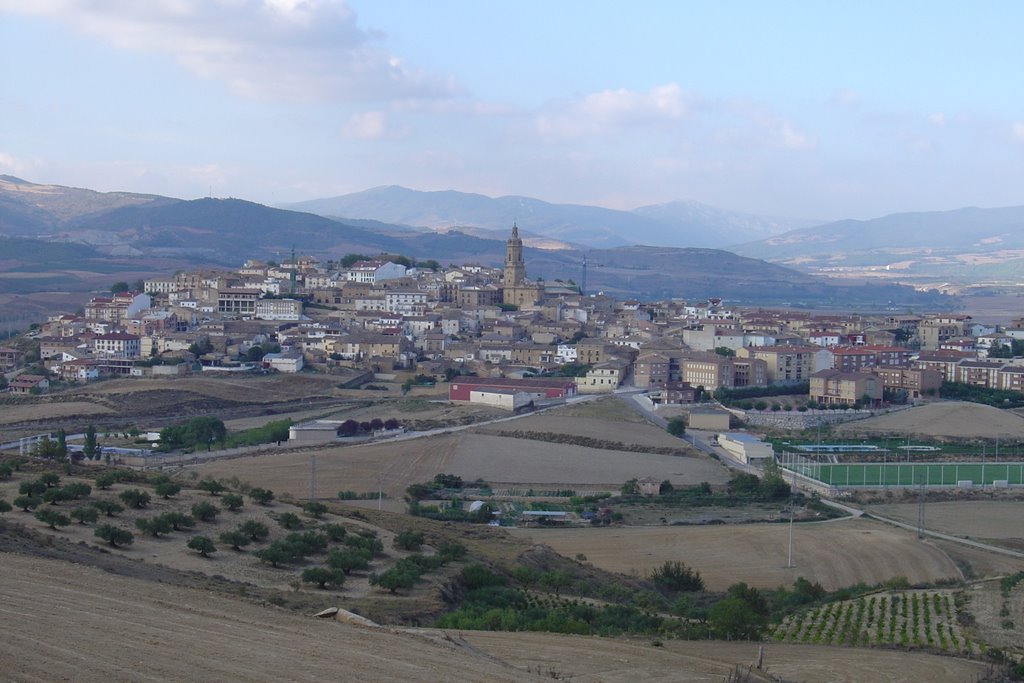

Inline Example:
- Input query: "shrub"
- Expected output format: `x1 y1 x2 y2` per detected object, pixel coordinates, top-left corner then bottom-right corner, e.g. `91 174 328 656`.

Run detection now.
302 567 346 590
219 529 252 550
650 561 704 592
302 501 329 518
248 487 274 505
154 482 181 499
198 479 225 496
277 512 304 530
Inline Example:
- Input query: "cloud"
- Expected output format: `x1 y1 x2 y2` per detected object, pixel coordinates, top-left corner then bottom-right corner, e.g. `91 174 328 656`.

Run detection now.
536 83 696 138
0 152 41 177
830 88 860 108
341 111 388 140
0 0 458 102
928 113 946 126
1013 122 1024 142
776 122 817 150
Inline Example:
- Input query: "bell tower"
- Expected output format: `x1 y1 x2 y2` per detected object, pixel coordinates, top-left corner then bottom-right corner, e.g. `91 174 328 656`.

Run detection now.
503 221 525 288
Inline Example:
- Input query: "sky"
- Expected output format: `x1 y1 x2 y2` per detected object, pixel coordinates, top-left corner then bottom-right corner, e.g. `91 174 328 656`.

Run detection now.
2 0 1024 221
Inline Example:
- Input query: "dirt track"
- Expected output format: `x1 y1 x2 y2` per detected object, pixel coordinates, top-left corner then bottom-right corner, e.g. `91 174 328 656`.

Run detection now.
511 518 961 591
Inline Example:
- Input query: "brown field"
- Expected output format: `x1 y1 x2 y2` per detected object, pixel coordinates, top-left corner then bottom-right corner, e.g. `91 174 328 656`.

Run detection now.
189 431 729 499
458 632 987 683
0 401 115 425
867 500 1024 546
964 578 1024 652
832 401 1024 439
0 552 986 683
510 518 961 591
477 414 686 448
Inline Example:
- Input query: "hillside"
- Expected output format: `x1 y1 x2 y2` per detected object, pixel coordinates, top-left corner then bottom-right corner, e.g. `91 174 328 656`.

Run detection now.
282 185 814 249
732 205 1024 280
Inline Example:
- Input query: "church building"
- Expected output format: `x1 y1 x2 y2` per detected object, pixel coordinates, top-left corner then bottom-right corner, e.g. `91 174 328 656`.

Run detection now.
502 223 544 307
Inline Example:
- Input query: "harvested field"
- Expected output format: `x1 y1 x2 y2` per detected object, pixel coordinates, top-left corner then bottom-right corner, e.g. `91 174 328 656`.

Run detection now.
0 401 114 425
0 553 525 683
510 518 961 591
189 432 730 498
457 632 986 683
545 395 649 423
0 551 984 683
964 579 1024 652
868 500 1024 550
832 401 1024 440
477 414 685 448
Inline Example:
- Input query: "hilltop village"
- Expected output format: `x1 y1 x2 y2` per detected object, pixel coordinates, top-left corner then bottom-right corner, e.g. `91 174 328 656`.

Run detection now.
4 224 1023 410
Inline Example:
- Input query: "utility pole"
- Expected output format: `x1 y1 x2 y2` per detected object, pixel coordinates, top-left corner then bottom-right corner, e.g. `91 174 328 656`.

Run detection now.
309 454 317 501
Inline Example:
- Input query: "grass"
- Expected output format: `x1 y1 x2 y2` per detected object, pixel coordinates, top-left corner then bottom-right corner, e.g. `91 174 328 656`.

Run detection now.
784 461 1024 487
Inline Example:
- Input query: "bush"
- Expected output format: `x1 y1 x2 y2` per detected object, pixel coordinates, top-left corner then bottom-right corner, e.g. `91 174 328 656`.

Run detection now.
198 479 226 496
277 512 304 529
0 499 11 514
302 501 328 518
650 561 704 592
327 547 372 575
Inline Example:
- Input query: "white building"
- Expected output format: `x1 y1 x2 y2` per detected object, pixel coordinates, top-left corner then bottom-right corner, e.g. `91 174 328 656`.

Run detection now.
263 352 305 373
717 432 774 464
255 298 303 321
345 260 407 285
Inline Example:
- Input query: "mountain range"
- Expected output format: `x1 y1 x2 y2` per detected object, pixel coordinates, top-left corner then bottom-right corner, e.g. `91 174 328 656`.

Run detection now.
0 175 956 308
281 185 816 249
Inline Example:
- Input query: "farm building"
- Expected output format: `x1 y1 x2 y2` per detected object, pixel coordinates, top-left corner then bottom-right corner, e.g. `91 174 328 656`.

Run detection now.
469 388 545 412
449 376 576 402
717 432 774 464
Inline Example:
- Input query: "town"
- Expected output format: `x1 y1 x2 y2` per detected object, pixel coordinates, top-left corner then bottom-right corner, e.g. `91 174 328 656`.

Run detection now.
4 224 1023 416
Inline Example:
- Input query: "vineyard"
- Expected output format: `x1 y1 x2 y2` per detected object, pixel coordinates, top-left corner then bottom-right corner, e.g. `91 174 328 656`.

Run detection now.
772 589 980 656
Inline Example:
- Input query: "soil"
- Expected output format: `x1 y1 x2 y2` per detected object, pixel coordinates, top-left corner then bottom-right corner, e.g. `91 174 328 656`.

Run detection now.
832 401 1024 440
510 518 961 591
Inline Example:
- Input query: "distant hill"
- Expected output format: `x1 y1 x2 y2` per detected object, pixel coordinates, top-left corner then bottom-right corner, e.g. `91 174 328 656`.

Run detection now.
0 177 951 308
281 186 814 249
732 205 1024 276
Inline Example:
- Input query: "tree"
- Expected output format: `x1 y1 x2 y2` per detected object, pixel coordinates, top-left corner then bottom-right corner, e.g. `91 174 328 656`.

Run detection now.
666 417 686 437
0 499 11 514
95 473 117 490
110 281 130 294
135 516 172 537
327 548 371 575
35 508 71 529
161 512 195 531
393 529 424 551
245 345 266 362
255 544 293 568
277 512 303 529
302 567 345 590
649 560 704 592
42 488 70 505
0 464 12 480
709 597 763 640
219 529 251 551
91 499 124 517
14 495 39 512
63 482 91 499
70 506 99 525
191 501 220 522
55 429 69 460
95 524 134 548
759 459 791 500
119 489 151 509
337 419 360 437
39 472 61 488
197 479 226 496
659 479 674 495
620 478 639 496
187 536 217 557
19 480 46 497
369 567 418 593
240 520 270 542
322 523 347 542
302 501 328 518
83 425 99 461
221 493 244 511
154 482 182 499
714 346 736 357
248 487 274 505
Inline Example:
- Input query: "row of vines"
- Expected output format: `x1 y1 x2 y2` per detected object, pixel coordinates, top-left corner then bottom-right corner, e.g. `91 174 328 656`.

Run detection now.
772 590 979 656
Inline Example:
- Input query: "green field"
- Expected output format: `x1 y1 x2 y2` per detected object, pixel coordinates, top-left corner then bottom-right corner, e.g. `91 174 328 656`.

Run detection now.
782 459 1024 487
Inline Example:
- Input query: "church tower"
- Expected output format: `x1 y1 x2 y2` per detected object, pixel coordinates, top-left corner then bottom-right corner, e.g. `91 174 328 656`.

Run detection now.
503 221 526 288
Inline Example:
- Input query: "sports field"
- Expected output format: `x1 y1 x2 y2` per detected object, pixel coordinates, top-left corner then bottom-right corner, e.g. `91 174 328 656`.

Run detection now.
783 457 1024 487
